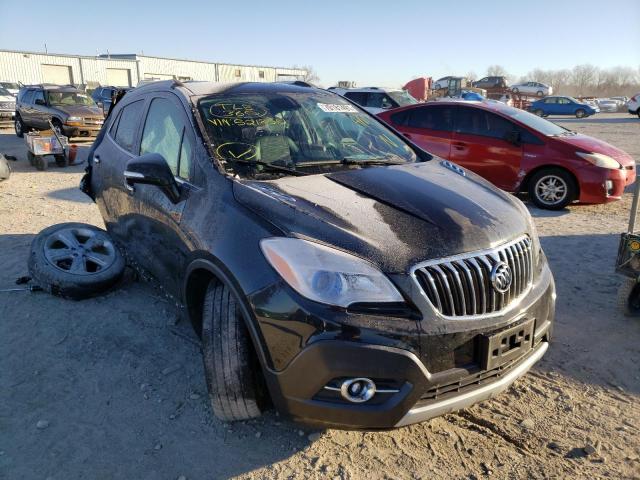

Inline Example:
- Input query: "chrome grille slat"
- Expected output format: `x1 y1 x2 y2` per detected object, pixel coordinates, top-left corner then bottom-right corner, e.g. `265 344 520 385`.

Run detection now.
413 236 533 318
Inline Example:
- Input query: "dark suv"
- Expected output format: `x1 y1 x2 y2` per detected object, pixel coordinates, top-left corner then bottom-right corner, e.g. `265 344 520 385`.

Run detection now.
91 86 131 116
82 80 555 429
472 76 507 89
14 84 104 138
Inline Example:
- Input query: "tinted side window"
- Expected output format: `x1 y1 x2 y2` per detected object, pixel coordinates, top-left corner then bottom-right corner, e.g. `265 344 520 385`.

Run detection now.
344 92 367 105
113 100 144 153
389 110 410 126
366 93 395 109
407 106 453 131
518 127 544 145
22 90 35 104
140 97 192 179
455 108 516 140
33 90 45 104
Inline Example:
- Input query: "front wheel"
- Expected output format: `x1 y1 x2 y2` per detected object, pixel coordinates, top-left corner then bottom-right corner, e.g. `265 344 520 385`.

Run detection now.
529 168 576 210
201 282 265 421
15 116 24 137
535 109 545 117
537 91 544 96
575 109 586 118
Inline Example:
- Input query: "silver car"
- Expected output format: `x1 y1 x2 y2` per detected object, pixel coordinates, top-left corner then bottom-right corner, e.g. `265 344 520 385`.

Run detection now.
510 81 552 97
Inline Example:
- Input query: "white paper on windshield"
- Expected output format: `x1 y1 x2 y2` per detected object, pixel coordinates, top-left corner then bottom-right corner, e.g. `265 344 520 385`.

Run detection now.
317 103 358 113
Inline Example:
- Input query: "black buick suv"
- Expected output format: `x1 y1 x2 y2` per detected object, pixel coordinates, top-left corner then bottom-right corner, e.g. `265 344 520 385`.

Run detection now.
81 80 555 429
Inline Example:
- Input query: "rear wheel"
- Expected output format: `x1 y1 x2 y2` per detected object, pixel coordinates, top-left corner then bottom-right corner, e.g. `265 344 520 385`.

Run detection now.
537 90 544 96
575 109 586 118
529 168 576 210
201 282 265 421
34 155 48 171
535 109 545 117
14 115 24 137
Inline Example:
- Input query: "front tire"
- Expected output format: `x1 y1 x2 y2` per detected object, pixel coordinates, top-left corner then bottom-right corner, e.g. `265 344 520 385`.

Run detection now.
529 168 576 210
201 282 265 421
14 115 24 137
537 91 544 96
535 109 545 117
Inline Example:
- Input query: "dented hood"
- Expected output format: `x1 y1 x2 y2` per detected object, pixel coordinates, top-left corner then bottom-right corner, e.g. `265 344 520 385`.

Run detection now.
233 161 530 273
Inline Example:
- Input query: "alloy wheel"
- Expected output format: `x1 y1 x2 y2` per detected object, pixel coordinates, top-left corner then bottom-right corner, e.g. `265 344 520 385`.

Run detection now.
43 226 117 274
534 175 568 206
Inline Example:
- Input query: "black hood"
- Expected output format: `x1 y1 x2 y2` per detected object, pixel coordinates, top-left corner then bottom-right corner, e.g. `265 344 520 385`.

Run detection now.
233 161 531 273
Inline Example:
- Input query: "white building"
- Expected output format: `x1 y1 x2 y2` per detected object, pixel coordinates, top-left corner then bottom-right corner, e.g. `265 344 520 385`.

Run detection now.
0 49 306 87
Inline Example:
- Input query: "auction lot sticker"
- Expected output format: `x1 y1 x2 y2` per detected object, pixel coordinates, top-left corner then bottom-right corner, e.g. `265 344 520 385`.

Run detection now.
317 103 358 113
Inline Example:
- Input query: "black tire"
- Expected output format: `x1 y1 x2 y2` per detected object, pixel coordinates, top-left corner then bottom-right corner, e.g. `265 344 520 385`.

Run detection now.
14 115 24 137
575 109 586 118
54 154 68 168
535 109 545 117
51 119 64 136
28 222 125 300
34 155 48 171
617 278 640 317
201 282 265 421
27 151 36 166
529 168 576 210
636 109 640 119
536 91 544 96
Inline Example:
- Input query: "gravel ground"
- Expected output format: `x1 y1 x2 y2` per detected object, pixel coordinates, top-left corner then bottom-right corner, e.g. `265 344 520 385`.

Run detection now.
1 113 639 480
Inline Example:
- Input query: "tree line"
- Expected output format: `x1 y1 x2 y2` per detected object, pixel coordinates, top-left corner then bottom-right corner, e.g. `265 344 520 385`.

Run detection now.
469 64 640 97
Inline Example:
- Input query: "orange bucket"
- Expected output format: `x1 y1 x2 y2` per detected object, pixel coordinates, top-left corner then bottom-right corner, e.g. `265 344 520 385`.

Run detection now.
68 145 78 165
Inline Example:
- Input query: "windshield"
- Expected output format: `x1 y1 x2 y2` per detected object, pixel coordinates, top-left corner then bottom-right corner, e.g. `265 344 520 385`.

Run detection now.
1 82 19 90
387 90 418 106
500 105 568 136
0 86 12 97
198 90 418 178
48 91 96 107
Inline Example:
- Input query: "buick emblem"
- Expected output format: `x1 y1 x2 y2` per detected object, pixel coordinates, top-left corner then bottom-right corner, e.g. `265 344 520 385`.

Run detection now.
490 262 512 293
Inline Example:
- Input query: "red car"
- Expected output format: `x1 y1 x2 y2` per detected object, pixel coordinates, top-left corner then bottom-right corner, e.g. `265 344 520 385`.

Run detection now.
377 100 636 209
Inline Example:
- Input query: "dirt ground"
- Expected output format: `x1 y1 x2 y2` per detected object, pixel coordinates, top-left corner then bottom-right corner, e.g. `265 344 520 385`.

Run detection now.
1 113 639 480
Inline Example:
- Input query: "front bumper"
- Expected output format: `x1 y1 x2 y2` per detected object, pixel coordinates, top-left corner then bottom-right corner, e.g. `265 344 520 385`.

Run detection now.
577 163 636 203
62 123 102 138
257 262 555 429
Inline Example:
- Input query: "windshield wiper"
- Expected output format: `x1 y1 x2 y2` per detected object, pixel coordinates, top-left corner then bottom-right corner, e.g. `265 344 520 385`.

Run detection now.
296 157 406 167
222 157 307 176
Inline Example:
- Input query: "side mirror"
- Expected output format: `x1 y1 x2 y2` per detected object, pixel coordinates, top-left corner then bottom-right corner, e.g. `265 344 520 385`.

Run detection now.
96 101 104 109
504 131 521 146
124 153 181 203
35 98 46 106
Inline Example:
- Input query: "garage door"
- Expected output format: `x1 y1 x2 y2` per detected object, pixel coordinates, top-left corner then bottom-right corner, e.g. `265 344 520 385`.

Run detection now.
106 68 131 87
42 64 73 85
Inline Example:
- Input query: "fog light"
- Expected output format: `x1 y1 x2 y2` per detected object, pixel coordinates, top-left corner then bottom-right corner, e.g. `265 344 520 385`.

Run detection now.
340 378 376 403
605 180 614 196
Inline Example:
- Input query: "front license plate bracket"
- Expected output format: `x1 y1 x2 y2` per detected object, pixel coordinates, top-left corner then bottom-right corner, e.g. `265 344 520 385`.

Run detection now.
480 318 535 370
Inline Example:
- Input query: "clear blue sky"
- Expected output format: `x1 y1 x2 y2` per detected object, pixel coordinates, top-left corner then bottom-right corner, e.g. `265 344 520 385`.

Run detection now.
1 0 638 87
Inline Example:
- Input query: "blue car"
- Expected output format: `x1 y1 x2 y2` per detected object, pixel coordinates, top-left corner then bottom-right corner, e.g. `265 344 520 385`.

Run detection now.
530 96 599 118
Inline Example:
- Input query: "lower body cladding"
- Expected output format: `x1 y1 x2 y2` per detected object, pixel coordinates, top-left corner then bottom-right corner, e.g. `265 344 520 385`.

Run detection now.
577 163 636 203
257 264 555 430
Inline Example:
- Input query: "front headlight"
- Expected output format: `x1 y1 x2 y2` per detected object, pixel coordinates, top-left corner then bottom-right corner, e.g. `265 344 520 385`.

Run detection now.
576 152 621 170
66 116 81 122
260 237 404 307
